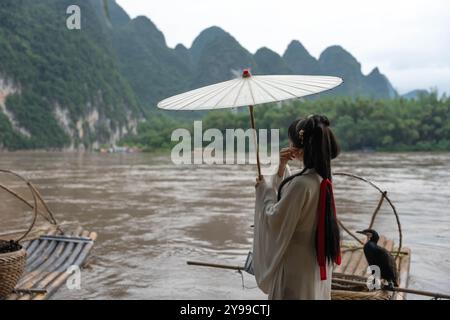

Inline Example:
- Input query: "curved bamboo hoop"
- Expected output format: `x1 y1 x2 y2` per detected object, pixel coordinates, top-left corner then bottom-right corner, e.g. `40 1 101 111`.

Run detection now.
334 172 403 261
0 169 59 242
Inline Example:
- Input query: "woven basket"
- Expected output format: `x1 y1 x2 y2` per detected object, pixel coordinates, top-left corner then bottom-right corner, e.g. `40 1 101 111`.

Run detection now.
0 246 27 299
0 169 41 300
331 275 393 300
332 289 391 300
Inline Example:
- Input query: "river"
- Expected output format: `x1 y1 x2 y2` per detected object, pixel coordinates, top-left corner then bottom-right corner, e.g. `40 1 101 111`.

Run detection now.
0 151 449 299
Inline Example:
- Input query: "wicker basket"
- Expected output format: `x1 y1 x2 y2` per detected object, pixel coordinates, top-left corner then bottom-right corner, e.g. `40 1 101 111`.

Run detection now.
0 245 27 299
332 289 391 300
331 273 395 300
0 169 41 300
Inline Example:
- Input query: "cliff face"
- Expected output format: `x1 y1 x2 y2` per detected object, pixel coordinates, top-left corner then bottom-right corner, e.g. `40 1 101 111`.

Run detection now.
0 0 141 150
0 0 398 150
0 77 28 138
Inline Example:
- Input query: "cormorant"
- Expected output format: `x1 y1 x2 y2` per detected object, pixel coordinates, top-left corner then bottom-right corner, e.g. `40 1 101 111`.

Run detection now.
356 229 398 288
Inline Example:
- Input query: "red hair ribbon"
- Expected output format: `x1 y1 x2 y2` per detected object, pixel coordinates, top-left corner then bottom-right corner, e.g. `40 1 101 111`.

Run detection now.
316 178 341 281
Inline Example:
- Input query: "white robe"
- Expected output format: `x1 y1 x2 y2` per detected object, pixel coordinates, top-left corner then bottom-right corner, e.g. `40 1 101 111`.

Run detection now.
253 166 333 300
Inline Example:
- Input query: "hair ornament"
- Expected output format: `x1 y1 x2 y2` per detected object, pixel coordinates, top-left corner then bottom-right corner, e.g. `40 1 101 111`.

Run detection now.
298 129 305 145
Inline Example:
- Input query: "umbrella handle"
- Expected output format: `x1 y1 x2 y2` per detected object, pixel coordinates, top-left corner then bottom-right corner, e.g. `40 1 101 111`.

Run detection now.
248 105 262 180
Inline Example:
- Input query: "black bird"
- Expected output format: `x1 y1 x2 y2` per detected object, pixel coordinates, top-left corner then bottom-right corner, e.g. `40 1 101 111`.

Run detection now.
356 229 398 288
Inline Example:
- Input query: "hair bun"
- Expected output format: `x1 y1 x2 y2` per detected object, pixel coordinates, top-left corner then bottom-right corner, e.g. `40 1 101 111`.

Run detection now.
319 116 330 127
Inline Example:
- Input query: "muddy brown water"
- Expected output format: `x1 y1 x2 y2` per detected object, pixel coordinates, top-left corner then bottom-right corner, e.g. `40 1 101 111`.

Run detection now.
0 152 449 299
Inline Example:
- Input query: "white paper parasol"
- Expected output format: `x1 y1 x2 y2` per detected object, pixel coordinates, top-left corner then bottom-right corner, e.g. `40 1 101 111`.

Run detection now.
157 70 343 177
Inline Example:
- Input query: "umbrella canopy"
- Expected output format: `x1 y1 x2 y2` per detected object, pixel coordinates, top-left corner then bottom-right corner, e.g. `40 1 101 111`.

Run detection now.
157 70 342 111
157 69 343 178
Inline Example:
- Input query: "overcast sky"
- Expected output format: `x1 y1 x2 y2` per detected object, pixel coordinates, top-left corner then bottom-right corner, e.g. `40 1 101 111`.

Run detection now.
116 0 449 95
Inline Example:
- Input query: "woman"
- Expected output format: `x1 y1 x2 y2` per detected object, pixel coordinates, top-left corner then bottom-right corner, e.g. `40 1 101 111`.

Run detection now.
253 114 341 300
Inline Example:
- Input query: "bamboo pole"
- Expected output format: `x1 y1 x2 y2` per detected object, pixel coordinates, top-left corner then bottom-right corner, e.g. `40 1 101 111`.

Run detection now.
29 230 90 300
23 230 60 273
333 278 450 300
36 231 97 300
338 220 364 245
369 192 387 229
17 229 82 300
186 260 449 300
340 243 410 256
345 245 365 275
33 229 83 289
25 230 57 267
353 248 369 276
396 247 411 300
16 229 78 292
187 260 244 271
248 105 261 180
333 251 351 274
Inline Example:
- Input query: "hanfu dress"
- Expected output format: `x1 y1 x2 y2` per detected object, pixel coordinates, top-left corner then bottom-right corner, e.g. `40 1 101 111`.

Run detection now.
253 166 335 300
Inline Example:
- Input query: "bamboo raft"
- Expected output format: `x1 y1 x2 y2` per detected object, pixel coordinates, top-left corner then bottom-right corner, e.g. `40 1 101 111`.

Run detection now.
186 172 425 300
187 236 412 300
1 169 96 300
331 239 410 300
3 227 97 300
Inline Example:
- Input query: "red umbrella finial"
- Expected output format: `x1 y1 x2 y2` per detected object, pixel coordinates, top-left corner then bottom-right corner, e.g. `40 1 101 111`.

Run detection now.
242 69 251 78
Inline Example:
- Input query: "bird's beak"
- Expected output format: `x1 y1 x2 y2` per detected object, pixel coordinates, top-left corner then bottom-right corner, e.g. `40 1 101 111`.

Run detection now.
356 230 366 235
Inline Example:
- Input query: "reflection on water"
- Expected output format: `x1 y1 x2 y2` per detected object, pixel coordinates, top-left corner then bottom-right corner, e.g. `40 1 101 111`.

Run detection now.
0 151 449 299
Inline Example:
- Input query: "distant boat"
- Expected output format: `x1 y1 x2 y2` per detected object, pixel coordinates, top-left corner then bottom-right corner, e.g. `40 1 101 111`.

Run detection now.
99 146 142 154
109 146 128 153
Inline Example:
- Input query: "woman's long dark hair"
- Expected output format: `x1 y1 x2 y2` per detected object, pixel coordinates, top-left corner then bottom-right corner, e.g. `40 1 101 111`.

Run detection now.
277 114 341 263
